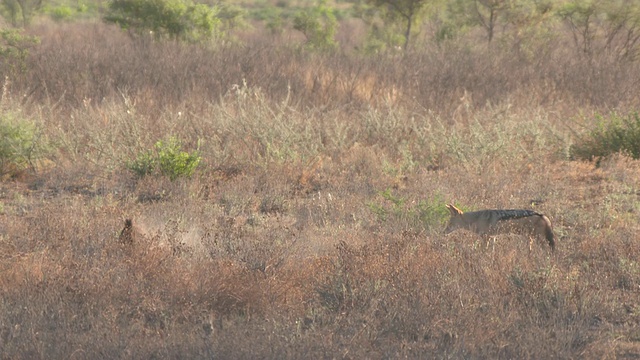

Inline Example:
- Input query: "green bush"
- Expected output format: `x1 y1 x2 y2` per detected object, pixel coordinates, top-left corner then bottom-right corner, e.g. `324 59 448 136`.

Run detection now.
127 149 156 178
557 0 640 60
104 0 222 43
216 3 246 34
293 1 338 51
0 29 39 75
48 5 75 22
156 137 201 180
127 136 201 180
0 114 41 178
0 0 43 26
571 112 640 161
367 189 448 231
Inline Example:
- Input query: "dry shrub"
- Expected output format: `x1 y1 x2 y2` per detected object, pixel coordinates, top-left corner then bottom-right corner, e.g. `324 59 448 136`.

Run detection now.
19 21 640 117
3 151 640 357
3 18 640 359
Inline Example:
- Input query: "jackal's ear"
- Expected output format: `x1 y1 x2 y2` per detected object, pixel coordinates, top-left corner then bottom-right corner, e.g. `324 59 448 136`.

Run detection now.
446 204 463 216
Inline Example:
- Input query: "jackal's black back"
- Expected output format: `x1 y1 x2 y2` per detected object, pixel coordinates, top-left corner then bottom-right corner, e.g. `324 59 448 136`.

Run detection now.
493 209 541 221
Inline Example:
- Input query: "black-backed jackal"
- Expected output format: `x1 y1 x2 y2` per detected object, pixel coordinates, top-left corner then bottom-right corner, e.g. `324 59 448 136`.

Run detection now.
445 204 555 251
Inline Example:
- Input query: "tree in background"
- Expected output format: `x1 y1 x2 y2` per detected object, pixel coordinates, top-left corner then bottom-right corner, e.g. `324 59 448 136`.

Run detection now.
471 0 507 44
1 0 44 26
364 0 433 50
558 0 640 60
0 29 39 75
445 0 510 44
216 3 246 37
104 0 222 43
293 0 338 51
441 0 556 56
501 0 555 58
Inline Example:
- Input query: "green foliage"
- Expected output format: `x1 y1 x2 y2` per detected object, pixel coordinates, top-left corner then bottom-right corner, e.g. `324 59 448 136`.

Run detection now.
453 0 507 43
353 1 404 53
0 29 39 75
48 5 74 21
415 197 450 230
367 189 448 230
216 3 246 34
0 0 44 26
0 113 42 178
556 0 599 55
502 0 557 58
293 0 338 51
266 13 285 35
431 0 555 55
362 0 433 50
557 0 640 59
571 112 640 161
104 0 222 43
45 3 90 22
433 21 459 43
77 2 87 13
156 137 201 180
362 21 405 53
127 136 201 180
261 6 290 36
127 148 156 178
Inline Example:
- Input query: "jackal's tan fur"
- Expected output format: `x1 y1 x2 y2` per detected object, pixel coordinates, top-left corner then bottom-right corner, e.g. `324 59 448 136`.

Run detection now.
445 204 555 250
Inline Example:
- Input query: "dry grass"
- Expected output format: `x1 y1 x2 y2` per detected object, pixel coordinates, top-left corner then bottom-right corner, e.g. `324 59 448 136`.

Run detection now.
1 21 640 358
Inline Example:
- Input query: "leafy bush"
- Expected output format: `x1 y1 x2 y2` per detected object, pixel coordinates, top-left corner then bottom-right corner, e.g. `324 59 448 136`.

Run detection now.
0 29 39 75
0 0 44 26
571 112 640 162
104 0 222 43
361 22 404 54
363 0 431 50
293 1 338 51
127 136 201 180
127 149 156 178
156 137 201 180
0 114 42 178
368 189 448 231
557 0 640 60
47 5 75 22
216 3 246 34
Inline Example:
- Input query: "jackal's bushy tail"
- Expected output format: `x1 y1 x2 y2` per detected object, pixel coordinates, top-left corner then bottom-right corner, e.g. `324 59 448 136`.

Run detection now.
542 215 555 250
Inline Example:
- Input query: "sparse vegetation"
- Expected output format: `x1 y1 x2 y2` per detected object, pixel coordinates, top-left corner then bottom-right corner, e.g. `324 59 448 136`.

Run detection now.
104 0 222 42
0 111 44 178
127 136 201 180
572 111 640 161
364 0 432 50
2 1 640 358
293 0 338 51
368 188 448 231
0 0 44 26
0 29 39 75
155 136 201 180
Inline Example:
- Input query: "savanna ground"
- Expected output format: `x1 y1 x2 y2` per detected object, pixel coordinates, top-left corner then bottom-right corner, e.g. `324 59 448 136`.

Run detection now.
1 16 640 359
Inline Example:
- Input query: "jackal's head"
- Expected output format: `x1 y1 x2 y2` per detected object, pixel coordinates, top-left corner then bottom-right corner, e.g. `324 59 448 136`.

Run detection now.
444 204 465 234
